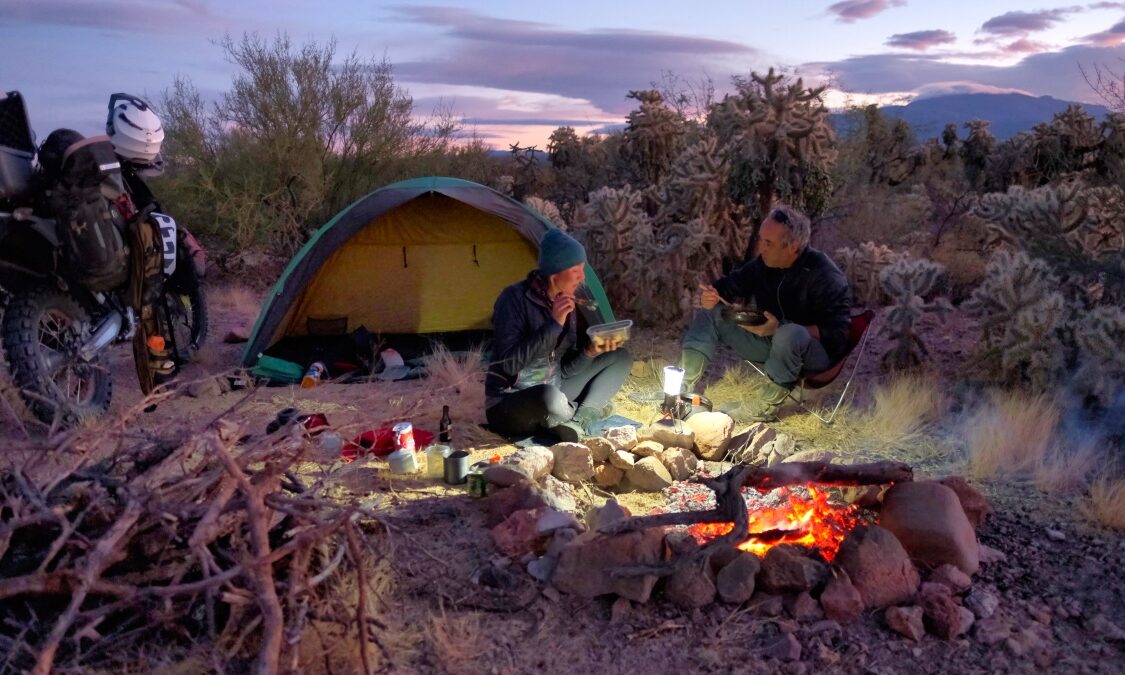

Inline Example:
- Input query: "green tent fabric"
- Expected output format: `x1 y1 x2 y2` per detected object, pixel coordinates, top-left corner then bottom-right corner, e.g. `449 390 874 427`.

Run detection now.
241 177 615 366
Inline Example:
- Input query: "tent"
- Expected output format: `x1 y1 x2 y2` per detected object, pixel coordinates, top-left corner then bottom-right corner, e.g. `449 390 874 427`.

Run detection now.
241 177 615 367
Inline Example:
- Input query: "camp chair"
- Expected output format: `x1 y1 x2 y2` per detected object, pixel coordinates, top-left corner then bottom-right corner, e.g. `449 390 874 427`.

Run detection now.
744 309 877 425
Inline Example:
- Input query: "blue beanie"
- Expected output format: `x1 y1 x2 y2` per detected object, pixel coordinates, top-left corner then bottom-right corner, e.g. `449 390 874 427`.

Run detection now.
538 229 587 276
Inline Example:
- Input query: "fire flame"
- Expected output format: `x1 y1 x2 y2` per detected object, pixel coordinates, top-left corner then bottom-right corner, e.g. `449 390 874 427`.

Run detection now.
687 487 861 561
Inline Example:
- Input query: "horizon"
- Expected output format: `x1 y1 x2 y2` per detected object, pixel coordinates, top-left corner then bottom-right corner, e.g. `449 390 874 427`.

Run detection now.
2 1 1123 150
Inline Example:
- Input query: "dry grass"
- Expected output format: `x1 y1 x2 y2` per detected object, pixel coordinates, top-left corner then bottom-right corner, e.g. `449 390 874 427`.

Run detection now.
428 606 490 674
865 372 948 440
962 390 1060 479
1081 472 1125 531
1034 434 1103 493
423 344 497 449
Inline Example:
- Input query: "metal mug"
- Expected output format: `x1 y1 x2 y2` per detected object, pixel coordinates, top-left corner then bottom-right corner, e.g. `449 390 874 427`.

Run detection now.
444 450 470 485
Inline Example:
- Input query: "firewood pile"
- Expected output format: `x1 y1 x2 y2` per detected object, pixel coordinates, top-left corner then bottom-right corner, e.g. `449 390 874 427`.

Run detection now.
0 418 379 674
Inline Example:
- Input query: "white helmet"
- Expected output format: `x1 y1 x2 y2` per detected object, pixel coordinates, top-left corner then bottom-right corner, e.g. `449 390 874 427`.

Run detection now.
106 93 164 163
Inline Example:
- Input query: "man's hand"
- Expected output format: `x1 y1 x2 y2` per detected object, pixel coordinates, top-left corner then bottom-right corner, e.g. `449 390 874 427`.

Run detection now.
741 310 779 337
585 337 622 357
698 283 724 310
551 294 576 326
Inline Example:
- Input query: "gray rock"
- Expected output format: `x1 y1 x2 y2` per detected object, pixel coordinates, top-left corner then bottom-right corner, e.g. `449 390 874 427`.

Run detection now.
659 446 700 481
684 412 735 460
664 556 716 609
716 551 761 604
186 377 223 398
1045 528 1066 542
639 419 695 450
978 543 1008 565
626 456 673 492
583 436 615 463
483 445 555 487
885 606 925 642
536 508 582 535
929 563 972 593
965 587 1001 619
974 615 1013 644
760 544 830 594
550 442 594 483
763 633 802 662
609 449 636 470
835 524 920 609
540 475 578 513
632 440 665 458
587 499 632 531
880 481 979 575
603 425 638 451
782 448 835 464
527 555 557 582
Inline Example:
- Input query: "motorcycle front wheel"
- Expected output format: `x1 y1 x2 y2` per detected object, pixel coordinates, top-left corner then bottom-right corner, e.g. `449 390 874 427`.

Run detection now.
1 287 113 425
162 264 208 366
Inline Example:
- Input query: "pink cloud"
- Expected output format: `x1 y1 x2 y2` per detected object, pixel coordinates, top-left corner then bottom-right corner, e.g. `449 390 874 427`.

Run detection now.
1083 18 1125 46
886 29 957 51
1002 37 1053 53
827 0 906 23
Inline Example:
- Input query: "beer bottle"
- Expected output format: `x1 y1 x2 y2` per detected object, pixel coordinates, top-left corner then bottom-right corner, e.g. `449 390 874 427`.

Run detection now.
439 405 452 443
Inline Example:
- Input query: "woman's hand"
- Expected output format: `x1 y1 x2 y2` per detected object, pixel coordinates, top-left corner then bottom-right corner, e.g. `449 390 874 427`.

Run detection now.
585 337 622 357
551 294 576 326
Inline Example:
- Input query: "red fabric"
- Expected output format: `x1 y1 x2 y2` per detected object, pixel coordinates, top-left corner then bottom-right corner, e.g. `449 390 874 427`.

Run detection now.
341 426 434 462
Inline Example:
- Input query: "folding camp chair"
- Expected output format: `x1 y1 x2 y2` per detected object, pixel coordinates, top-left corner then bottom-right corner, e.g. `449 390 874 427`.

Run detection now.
744 309 877 425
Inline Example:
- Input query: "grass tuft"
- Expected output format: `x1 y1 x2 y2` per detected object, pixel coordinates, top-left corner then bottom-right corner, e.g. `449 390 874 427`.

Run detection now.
962 390 1060 479
1081 472 1125 531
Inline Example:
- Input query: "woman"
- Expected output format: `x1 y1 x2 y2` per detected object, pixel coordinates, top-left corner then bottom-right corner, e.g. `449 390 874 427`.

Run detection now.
485 229 632 441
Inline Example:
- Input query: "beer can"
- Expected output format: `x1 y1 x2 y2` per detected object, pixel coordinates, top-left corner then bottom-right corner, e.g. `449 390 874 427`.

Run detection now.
392 422 415 453
467 470 487 498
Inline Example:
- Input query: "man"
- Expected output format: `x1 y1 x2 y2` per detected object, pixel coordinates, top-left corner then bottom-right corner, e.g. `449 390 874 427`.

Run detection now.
679 204 851 421
486 229 632 441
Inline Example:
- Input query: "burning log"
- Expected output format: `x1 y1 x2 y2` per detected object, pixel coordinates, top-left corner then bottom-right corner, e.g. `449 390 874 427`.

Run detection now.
601 460 912 577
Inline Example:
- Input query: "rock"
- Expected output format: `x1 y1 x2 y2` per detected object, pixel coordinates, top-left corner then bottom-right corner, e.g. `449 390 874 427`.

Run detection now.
626 456 673 492
631 440 664 458
965 587 1000 619
820 569 864 624
639 419 695 450
583 436 615 463
684 412 735 460
659 446 700 481
664 531 699 555
763 633 802 662
546 528 578 557
1045 528 1066 542
593 462 624 487
610 596 632 623
707 544 743 574
978 543 1007 565
750 593 785 616
834 525 920 609
490 508 542 558
885 606 925 642
741 423 776 461
761 434 797 466
787 591 825 621
550 442 595 483
880 481 979 576
527 555 557 582
603 425 639 451
483 483 550 526
551 528 666 602
838 485 887 510
1088 614 1125 641
586 499 631 531
715 551 761 604
609 449 636 470
937 475 991 529
484 445 554 487
540 476 578 513
974 616 1013 644
957 606 976 636
782 448 836 464
186 377 223 398
920 583 968 639
760 544 829 594
664 557 716 609
536 508 582 535
929 564 972 593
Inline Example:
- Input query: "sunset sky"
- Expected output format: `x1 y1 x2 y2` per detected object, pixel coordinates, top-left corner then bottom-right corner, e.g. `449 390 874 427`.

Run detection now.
3 1 1123 149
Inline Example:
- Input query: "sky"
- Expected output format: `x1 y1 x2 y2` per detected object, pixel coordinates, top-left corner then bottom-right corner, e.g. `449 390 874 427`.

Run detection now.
2 1 1124 150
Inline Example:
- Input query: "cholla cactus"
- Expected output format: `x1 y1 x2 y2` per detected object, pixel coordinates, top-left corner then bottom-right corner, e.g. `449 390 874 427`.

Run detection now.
493 175 515 196
524 196 566 231
621 90 686 184
622 218 723 325
570 186 648 311
1072 305 1125 407
707 68 837 227
975 182 1125 301
878 257 952 370
836 242 903 306
962 250 1067 389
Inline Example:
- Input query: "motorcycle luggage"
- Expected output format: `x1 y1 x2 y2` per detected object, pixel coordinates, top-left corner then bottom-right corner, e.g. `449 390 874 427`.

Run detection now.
49 134 131 292
0 91 35 198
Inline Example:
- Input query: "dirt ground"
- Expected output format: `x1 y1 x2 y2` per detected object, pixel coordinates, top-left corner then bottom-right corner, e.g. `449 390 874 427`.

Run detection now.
1 282 1123 674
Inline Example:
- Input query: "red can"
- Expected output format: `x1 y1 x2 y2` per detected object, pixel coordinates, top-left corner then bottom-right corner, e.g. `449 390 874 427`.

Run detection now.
392 422 415 453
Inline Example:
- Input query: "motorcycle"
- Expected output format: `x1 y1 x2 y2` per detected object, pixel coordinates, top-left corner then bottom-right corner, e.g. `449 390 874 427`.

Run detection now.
0 90 207 426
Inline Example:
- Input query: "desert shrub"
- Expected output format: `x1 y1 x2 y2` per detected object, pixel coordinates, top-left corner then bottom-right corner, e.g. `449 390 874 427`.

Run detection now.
864 372 949 441
1081 473 1125 531
963 390 1060 479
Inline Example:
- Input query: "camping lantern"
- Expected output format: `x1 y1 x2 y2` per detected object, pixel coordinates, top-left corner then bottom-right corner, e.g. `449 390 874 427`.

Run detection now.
662 366 686 419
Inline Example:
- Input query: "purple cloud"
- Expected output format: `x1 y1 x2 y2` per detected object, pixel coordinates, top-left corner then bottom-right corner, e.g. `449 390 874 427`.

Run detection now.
827 0 906 23
1083 17 1125 45
886 29 957 51
979 8 1083 37
0 0 218 33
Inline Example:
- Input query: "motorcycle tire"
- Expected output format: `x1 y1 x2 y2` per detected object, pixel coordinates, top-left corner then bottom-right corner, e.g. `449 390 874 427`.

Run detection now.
163 263 208 366
1 286 112 425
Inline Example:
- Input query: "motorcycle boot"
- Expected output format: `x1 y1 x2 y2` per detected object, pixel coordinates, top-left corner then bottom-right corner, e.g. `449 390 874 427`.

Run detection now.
679 348 709 394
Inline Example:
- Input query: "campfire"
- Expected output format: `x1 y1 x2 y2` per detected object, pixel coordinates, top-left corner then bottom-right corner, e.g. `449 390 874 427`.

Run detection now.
687 486 863 561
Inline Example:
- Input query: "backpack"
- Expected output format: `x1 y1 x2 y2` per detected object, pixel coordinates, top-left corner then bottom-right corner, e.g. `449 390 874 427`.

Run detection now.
45 134 130 292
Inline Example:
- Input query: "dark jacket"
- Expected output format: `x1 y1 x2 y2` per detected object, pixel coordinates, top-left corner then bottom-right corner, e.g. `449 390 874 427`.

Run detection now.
486 272 594 408
712 247 852 360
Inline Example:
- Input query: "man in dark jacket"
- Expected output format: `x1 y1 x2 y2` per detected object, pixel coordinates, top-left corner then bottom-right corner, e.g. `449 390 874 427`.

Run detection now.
486 229 632 441
680 204 851 421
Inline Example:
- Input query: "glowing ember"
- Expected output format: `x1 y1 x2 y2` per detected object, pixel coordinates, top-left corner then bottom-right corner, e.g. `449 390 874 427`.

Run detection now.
687 487 862 561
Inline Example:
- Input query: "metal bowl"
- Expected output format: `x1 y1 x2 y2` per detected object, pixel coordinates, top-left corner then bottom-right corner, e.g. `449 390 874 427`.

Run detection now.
721 305 766 326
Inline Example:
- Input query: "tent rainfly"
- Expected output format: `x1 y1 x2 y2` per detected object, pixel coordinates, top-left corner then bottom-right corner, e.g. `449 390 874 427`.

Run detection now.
241 177 615 366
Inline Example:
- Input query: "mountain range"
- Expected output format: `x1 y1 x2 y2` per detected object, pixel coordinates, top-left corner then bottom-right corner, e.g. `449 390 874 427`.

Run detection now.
859 92 1112 141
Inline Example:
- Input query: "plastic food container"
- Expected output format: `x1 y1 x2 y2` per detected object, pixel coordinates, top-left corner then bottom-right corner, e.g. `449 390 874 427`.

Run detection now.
586 319 633 348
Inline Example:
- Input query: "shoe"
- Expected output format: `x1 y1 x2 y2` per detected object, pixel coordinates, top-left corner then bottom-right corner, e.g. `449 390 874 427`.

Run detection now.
679 349 709 394
548 421 585 443
572 403 612 431
720 379 793 423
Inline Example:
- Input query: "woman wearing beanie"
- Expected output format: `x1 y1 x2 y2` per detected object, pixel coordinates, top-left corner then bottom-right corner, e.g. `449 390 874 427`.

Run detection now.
485 229 632 441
